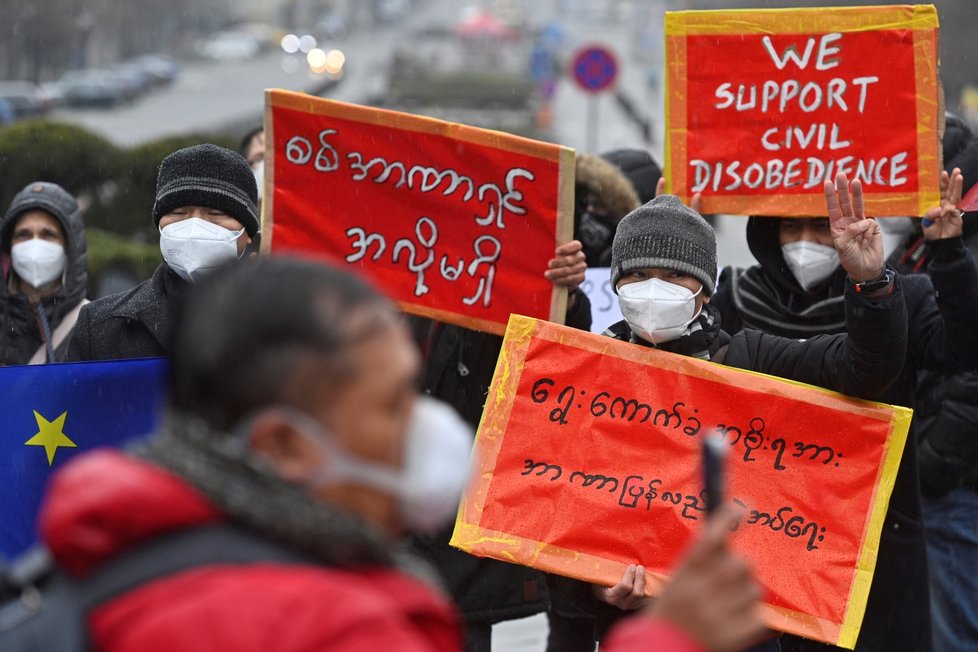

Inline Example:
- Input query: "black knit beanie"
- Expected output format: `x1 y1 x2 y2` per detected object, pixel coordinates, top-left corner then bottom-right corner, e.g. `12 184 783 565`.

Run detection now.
152 144 260 237
610 195 717 294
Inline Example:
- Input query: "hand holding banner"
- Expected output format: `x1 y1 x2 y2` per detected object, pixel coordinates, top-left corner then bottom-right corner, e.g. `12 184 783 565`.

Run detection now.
452 315 911 648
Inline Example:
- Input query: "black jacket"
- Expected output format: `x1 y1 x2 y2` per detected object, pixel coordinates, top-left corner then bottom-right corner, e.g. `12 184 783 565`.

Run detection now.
553 279 910 645
411 290 592 623
716 227 978 652
65 263 186 362
0 182 88 365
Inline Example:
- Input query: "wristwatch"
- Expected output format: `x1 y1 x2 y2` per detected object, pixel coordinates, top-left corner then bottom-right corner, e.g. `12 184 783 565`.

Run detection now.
849 268 895 294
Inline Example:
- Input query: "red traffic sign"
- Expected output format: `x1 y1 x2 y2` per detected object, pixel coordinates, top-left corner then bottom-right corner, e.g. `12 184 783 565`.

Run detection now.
571 45 618 94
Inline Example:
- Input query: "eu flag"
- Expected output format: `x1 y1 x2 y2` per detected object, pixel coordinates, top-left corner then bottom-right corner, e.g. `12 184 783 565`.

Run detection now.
0 358 167 560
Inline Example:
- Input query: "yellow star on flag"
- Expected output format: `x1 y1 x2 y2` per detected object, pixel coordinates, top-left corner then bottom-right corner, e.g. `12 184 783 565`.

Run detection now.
24 410 76 466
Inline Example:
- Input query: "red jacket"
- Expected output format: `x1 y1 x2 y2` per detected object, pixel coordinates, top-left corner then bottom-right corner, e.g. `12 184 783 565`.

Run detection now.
39 450 463 651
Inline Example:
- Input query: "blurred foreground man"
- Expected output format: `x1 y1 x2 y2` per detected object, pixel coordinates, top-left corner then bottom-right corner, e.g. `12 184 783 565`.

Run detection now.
0 182 88 364
34 258 473 649
66 143 256 361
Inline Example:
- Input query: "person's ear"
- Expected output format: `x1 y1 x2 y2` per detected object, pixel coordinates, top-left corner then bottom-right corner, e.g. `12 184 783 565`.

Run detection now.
247 411 323 483
702 293 712 304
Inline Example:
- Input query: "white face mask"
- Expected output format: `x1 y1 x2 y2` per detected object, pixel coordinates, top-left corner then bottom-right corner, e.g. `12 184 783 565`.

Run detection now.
11 239 66 289
159 217 245 283
617 277 703 344
281 395 473 534
781 241 839 291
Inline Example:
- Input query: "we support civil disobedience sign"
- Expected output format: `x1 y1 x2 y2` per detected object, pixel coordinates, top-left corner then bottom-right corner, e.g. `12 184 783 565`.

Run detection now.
262 90 575 335
664 5 941 217
451 315 911 648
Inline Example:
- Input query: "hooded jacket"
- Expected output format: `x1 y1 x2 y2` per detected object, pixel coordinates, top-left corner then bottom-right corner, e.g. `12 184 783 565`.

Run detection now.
715 221 978 652
575 154 642 267
0 182 88 364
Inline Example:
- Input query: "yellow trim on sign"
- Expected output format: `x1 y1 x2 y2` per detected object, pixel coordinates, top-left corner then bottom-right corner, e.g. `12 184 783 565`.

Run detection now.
665 5 938 37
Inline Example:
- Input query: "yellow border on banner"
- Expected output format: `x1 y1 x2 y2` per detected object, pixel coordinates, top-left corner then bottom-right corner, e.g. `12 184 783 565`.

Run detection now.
261 92 275 253
663 5 941 217
836 407 912 647
269 89 566 162
665 5 938 36
547 147 577 325
453 315 911 648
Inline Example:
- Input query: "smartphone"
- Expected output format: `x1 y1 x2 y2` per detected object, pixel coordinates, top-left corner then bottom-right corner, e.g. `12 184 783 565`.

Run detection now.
702 433 727 517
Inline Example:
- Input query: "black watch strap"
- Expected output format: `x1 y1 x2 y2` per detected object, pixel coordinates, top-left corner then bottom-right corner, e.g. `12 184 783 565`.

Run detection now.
849 268 895 294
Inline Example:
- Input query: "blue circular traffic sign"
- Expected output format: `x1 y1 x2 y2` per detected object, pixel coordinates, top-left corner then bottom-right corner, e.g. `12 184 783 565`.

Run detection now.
571 46 618 94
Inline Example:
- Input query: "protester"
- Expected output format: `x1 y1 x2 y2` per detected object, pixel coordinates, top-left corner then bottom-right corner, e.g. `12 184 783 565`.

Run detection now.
574 152 643 265
549 176 911 650
65 143 257 361
240 125 265 168
29 257 469 649
0 182 88 365
882 113 978 652
713 166 978 652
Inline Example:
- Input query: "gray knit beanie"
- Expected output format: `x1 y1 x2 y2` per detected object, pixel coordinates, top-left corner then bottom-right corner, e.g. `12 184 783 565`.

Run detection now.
610 195 717 294
152 144 260 237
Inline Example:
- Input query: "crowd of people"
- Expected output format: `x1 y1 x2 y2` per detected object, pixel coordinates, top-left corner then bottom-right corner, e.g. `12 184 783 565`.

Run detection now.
0 104 975 651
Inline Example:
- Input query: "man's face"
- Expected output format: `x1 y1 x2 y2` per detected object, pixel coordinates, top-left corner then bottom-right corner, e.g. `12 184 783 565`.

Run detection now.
302 319 421 535
617 266 710 312
244 131 265 168
778 218 833 248
11 210 65 248
159 205 251 255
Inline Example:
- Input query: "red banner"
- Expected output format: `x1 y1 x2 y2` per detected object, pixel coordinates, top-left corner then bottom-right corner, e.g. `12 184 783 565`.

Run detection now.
664 5 941 217
263 90 575 334
452 315 911 648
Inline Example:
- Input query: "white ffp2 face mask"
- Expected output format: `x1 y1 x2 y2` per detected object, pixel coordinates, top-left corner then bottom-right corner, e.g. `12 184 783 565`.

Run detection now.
278 395 473 534
781 241 839 291
617 277 703 344
11 239 66 289
159 217 245 283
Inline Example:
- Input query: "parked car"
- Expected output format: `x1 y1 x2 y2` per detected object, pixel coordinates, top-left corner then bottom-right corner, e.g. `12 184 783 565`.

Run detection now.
59 70 130 108
0 81 47 118
0 98 15 126
129 54 180 86
197 31 263 60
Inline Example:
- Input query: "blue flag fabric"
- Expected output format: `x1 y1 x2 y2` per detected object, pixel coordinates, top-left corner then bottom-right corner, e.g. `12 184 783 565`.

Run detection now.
0 358 167 561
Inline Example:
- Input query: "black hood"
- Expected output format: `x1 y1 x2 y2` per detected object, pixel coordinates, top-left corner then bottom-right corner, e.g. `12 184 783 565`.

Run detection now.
745 216 845 294
1 181 88 306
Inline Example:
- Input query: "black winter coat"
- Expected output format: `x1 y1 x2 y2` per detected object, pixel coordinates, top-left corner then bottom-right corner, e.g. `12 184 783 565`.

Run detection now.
0 182 88 365
716 229 978 652
889 230 978 497
552 278 910 645
410 290 592 623
65 263 187 361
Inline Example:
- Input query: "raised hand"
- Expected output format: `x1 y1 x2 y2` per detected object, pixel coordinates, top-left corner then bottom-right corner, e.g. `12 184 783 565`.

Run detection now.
921 167 964 241
823 173 884 282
